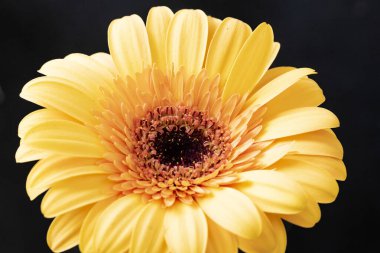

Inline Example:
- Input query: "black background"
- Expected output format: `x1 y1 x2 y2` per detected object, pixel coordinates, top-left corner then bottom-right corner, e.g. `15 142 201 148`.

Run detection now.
0 0 378 252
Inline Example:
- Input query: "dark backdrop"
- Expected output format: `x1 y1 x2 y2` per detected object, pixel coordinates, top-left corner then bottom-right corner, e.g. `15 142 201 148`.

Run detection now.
0 0 378 252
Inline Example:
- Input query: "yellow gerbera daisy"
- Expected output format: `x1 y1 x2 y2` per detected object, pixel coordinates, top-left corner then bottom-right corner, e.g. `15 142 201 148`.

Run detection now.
16 6 346 253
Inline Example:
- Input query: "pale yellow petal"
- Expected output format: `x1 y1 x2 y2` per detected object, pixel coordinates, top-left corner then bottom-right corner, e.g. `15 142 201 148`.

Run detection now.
41 175 116 218
15 142 48 163
164 202 207 253
166 9 208 76
270 216 287 253
248 68 316 107
252 66 295 94
257 107 340 141
253 141 293 169
205 17 251 88
205 16 222 57
206 218 238 253
235 170 307 214
130 201 166 253
20 76 97 124
222 23 274 101
264 78 325 118
147 6 174 71
18 109 74 138
286 154 346 180
93 195 144 253
90 52 118 75
26 156 108 200
79 197 117 253
282 196 321 228
196 187 262 239
20 119 105 158
47 205 91 253
277 129 343 159
275 158 339 203
39 53 114 98
108 14 152 78
238 212 277 253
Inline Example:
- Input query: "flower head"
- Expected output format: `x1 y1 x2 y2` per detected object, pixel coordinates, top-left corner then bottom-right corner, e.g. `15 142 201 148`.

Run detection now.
17 6 346 253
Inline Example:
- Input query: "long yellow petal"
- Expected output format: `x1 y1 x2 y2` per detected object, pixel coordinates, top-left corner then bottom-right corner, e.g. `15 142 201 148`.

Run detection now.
130 202 166 253
282 196 321 228
166 9 208 76
252 141 293 169
238 212 277 253
15 142 48 163
47 205 92 253
26 156 107 200
196 187 262 239
20 76 97 124
90 52 117 75
248 68 316 107
206 218 237 253
147 6 174 71
286 154 346 181
251 66 295 94
20 120 105 158
275 158 339 203
205 16 222 59
257 107 340 141
235 170 307 214
79 197 117 253
269 216 287 253
93 195 144 253
164 202 207 253
222 23 274 101
205 18 251 88
41 175 116 218
276 129 343 159
108 14 152 78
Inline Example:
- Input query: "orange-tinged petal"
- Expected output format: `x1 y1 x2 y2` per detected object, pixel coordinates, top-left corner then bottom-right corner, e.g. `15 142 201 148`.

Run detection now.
93 195 145 253
130 201 166 253
222 23 274 101
147 6 174 71
47 205 92 253
164 202 208 253
206 17 251 88
166 9 208 76
41 175 116 218
257 107 340 141
235 170 307 214
108 14 152 78
206 218 238 253
196 187 262 239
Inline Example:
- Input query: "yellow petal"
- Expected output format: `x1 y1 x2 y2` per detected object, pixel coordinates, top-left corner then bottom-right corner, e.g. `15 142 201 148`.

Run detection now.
147 6 174 71
252 66 295 94
222 23 274 101
206 218 238 253
166 9 208 76
282 196 321 228
21 119 105 158
26 156 107 200
93 195 144 253
79 197 117 253
277 129 343 159
20 76 97 124
238 212 277 253
164 202 207 253
39 53 114 98
18 109 74 138
196 187 262 239
90 52 118 75
269 216 287 253
205 16 222 58
275 158 339 203
253 141 293 169
264 78 325 118
235 170 307 214
286 154 346 181
205 18 251 88
257 107 340 141
41 175 116 218
248 68 316 107
47 205 92 253
130 201 166 253
108 14 152 78
15 142 48 163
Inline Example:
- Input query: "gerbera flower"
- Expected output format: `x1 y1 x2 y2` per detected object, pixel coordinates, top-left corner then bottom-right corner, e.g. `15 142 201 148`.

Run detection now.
16 6 346 253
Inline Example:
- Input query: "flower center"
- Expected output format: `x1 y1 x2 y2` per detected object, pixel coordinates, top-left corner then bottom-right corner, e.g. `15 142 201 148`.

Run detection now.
133 106 232 181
